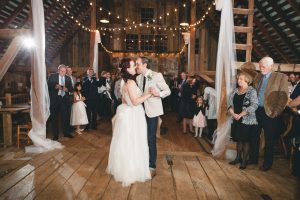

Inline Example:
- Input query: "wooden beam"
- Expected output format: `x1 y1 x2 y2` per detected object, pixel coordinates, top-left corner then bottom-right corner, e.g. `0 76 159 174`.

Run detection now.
188 0 196 75
45 0 72 30
235 61 300 72
253 16 291 63
0 36 22 80
0 29 30 39
199 74 214 85
199 27 206 72
233 8 254 15
253 32 278 60
47 8 91 59
245 0 254 62
1 0 29 28
234 26 253 33
269 0 300 40
234 44 251 50
89 0 96 67
255 0 300 60
46 1 89 52
286 0 300 19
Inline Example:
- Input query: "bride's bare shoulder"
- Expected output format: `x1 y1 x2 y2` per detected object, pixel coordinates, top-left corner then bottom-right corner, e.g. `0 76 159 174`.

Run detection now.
126 80 136 87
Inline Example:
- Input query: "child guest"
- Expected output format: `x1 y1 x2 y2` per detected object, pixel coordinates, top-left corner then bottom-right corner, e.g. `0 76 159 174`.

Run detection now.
70 82 89 134
193 96 207 137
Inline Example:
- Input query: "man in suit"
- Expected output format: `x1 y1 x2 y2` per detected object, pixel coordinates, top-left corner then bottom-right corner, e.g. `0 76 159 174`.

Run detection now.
48 64 74 140
82 68 101 130
136 57 171 177
250 57 289 171
66 66 76 88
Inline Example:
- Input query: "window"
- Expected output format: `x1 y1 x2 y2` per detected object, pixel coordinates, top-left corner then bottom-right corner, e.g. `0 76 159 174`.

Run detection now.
141 8 154 23
155 35 168 52
126 34 138 51
141 35 154 51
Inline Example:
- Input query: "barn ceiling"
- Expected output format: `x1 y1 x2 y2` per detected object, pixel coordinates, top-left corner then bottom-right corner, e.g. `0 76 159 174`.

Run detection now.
0 0 299 67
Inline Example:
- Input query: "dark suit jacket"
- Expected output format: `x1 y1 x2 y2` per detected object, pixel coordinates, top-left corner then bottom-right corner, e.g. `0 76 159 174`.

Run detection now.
48 73 74 105
253 72 289 118
82 76 102 100
290 82 300 100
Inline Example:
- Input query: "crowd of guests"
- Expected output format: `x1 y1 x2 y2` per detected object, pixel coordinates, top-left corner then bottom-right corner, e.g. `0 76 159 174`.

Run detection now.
167 56 300 176
228 57 299 175
168 71 218 139
47 65 121 140
46 56 300 176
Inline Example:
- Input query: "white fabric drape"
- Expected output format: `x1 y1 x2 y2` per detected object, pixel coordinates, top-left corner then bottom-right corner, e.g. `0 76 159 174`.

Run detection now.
211 0 237 157
25 0 64 153
93 30 100 73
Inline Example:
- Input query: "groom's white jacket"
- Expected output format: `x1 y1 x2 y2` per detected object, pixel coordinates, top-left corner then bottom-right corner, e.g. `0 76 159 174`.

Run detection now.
136 69 171 118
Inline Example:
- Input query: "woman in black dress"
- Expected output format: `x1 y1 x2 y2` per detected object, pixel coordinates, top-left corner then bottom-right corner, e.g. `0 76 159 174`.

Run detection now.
179 76 197 134
228 71 258 169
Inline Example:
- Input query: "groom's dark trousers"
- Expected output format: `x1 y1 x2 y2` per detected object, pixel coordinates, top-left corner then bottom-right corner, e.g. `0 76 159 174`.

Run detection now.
146 116 158 169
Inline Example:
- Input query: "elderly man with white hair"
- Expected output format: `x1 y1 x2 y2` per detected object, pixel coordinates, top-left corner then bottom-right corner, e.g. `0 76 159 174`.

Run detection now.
250 56 289 171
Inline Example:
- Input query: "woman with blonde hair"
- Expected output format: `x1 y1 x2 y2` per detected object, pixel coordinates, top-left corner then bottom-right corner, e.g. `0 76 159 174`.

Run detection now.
228 69 258 169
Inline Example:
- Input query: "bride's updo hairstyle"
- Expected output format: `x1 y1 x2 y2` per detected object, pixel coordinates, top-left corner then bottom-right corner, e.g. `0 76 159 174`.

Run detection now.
120 57 136 82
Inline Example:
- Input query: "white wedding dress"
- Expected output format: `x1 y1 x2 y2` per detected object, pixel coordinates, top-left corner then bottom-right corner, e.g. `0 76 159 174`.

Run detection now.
106 81 151 186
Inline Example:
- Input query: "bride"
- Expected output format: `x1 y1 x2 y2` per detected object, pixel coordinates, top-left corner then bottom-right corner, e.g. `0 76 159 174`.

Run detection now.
106 57 153 186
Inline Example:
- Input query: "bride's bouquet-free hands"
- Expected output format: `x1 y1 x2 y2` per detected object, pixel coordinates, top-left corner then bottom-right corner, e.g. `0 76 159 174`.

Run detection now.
149 87 160 97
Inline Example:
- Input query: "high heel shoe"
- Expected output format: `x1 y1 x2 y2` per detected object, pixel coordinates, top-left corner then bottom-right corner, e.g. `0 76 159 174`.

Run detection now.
229 158 241 165
239 161 247 170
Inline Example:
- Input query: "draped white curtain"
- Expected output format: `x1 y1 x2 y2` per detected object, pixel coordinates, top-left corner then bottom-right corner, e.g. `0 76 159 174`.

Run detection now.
25 0 64 153
93 30 100 73
211 0 237 157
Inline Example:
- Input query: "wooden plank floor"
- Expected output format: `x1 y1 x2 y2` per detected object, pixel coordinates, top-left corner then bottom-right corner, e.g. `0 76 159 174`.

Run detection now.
0 114 299 200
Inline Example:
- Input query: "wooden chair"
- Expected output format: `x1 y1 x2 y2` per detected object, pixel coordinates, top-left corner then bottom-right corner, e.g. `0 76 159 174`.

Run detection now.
17 122 32 148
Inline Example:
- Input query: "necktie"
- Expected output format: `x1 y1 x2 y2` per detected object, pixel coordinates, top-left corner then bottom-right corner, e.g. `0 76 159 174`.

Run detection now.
61 76 65 97
142 76 146 92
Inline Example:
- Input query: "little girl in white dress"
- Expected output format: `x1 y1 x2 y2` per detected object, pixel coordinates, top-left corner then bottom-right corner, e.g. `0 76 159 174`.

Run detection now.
193 96 207 137
70 82 88 134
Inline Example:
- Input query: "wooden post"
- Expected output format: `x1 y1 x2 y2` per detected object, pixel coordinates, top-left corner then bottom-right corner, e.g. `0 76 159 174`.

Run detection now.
5 93 11 105
246 0 254 62
89 0 96 67
188 1 196 75
3 113 12 146
199 27 206 73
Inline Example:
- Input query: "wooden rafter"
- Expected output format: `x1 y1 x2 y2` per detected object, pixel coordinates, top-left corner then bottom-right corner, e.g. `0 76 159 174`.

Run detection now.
0 36 22 80
255 0 300 60
269 0 300 40
47 7 91 59
0 29 30 39
286 0 300 16
253 32 277 60
1 0 29 28
46 0 85 44
45 0 72 30
47 7 90 56
253 16 291 63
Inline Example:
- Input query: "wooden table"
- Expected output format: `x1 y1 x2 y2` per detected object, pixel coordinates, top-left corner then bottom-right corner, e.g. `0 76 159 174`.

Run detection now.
0 104 30 147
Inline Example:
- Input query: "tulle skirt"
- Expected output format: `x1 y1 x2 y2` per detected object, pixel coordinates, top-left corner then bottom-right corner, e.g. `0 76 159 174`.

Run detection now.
70 101 88 126
107 104 151 186
193 111 207 128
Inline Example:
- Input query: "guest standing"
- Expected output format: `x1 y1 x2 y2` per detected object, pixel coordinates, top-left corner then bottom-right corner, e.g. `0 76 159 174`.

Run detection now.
193 96 207 138
179 76 197 134
48 64 74 140
70 82 88 135
228 71 258 169
252 57 289 171
82 68 101 130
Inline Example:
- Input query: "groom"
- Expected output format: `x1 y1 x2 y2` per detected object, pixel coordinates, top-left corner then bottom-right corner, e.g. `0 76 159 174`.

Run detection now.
136 57 171 177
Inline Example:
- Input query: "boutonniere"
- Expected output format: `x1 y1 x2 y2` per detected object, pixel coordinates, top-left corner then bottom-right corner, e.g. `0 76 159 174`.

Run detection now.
147 73 153 81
